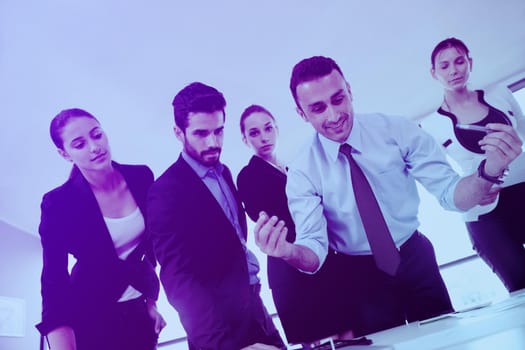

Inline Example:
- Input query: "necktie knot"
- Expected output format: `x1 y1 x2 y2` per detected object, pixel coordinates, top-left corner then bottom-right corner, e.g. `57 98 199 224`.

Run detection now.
339 143 352 158
207 166 223 180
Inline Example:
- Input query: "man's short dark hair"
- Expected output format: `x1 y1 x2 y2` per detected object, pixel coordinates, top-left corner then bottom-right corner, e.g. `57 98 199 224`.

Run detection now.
172 82 227 131
289 56 345 108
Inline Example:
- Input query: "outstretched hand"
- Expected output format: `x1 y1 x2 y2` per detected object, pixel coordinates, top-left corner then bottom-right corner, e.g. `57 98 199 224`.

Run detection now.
254 211 291 259
481 123 523 176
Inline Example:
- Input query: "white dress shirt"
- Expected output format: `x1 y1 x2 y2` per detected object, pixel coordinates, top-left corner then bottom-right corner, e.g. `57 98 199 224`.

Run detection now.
286 113 462 270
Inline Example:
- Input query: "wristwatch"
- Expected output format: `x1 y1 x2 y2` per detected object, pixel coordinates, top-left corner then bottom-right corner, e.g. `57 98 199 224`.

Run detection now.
477 159 505 185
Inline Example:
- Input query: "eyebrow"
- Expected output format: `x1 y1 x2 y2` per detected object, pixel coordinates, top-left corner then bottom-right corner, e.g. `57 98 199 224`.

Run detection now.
193 125 224 133
192 128 209 134
307 88 344 108
308 101 326 109
248 122 271 131
438 54 464 64
69 126 100 145
70 136 84 144
331 89 344 98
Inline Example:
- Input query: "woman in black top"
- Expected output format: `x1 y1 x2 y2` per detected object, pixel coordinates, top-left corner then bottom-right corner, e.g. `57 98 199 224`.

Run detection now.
37 108 166 350
422 37 525 292
237 105 354 344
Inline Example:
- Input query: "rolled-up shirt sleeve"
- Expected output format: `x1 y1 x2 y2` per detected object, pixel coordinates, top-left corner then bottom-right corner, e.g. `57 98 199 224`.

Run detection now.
286 166 329 273
403 119 462 212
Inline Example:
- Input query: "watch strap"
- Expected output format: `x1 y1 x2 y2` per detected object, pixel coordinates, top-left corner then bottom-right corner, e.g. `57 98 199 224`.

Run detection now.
477 159 504 185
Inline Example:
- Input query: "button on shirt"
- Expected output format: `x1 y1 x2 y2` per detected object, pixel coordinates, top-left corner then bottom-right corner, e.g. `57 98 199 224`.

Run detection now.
182 152 260 284
286 113 462 271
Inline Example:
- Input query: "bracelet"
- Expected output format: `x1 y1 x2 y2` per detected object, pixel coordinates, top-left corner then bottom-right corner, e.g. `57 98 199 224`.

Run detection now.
477 159 504 185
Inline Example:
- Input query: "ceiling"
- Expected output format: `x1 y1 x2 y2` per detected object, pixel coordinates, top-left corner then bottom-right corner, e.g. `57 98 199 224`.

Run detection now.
1 0 525 236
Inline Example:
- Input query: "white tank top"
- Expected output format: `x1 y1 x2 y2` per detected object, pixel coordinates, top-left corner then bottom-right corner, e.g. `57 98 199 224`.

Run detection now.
104 206 144 302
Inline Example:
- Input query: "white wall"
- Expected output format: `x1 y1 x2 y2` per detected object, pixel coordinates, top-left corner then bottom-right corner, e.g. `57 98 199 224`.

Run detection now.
0 221 42 350
2 0 525 236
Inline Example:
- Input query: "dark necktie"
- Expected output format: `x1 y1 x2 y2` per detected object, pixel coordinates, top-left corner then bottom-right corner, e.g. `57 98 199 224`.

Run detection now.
340 143 401 276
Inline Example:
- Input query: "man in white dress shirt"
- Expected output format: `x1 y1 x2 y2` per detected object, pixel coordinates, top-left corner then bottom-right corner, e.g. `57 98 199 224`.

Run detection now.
255 56 522 337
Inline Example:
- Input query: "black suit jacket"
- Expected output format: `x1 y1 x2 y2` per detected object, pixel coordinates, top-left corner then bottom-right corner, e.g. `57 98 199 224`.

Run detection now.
148 155 259 349
37 163 159 335
237 155 297 289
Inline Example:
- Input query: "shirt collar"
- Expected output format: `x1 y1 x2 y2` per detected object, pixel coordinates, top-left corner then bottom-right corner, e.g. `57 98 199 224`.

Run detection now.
318 114 363 162
181 151 224 179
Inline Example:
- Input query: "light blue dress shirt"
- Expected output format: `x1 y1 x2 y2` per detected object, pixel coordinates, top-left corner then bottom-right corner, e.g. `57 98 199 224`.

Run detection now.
182 151 260 284
286 113 462 271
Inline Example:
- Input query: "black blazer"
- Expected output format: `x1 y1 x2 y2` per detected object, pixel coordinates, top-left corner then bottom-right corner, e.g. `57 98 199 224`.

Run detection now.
37 162 159 335
147 155 256 349
237 155 297 288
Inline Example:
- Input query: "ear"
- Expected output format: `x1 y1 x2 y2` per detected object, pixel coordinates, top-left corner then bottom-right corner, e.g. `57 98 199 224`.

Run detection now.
173 125 184 143
296 106 308 122
468 57 473 72
346 82 353 100
57 148 72 162
430 67 437 80
241 134 248 146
